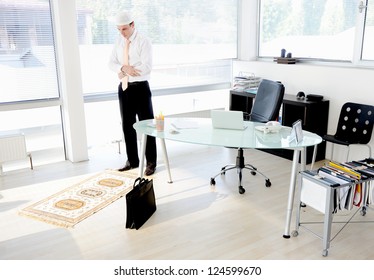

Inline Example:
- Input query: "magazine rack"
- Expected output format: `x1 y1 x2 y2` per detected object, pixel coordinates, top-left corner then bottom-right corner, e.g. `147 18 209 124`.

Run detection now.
292 160 374 256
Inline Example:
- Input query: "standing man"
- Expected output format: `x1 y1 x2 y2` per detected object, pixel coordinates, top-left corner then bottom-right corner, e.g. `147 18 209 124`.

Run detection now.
108 11 157 176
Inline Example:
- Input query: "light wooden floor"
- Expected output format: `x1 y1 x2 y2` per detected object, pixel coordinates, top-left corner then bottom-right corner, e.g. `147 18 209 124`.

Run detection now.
1 141 373 260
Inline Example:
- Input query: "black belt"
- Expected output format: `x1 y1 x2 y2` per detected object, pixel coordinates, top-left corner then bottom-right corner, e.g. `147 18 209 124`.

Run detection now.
128 81 147 86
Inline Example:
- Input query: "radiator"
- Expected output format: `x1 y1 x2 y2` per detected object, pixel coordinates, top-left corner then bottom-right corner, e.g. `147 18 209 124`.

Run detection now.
0 134 33 174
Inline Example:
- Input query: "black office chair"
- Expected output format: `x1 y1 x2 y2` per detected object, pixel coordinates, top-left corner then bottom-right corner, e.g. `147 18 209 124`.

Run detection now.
210 79 285 194
322 102 374 162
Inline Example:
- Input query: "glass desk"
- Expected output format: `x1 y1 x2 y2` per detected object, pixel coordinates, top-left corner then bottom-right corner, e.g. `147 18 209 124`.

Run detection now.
133 118 322 238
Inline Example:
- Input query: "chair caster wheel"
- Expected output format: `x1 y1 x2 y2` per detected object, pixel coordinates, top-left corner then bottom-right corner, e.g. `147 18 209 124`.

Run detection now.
265 179 271 187
238 186 245 194
210 178 216 186
251 171 256 176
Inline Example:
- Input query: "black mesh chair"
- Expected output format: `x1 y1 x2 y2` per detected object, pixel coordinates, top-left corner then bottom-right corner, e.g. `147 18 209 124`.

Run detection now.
210 79 285 194
323 102 374 162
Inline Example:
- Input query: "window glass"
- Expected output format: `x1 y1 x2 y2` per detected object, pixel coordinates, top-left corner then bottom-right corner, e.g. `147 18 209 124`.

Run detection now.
259 0 357 61
0 106 65 169
362 1 374 60
0 0 59 103
75 0 238 95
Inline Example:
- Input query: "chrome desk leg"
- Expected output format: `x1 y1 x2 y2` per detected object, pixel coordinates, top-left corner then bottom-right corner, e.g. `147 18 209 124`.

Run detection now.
322 186 334 257
283 148 301 238
138 135 173 183
160 138 173 183
138 133 147 178
299 148 307 207
310 144 317 170
300 147 306 172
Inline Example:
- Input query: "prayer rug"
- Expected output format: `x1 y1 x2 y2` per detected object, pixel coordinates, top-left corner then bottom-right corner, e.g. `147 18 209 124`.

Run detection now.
19 170 137 228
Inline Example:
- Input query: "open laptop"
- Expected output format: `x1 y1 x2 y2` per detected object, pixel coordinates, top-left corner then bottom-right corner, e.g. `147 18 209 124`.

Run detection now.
211 110 247 130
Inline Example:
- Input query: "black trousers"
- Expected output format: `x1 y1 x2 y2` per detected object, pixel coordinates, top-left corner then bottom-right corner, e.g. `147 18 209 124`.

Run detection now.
118 81 157 166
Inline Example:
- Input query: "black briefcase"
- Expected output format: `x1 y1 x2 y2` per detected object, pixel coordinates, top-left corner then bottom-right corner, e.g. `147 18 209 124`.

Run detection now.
125 177 156 230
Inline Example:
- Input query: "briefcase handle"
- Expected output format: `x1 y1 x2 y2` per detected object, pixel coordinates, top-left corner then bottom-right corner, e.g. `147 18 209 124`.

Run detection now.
133 177 147 189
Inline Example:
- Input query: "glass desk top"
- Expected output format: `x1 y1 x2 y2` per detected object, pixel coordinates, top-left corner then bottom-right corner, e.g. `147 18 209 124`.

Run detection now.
134 117 322 238
133 118 322 149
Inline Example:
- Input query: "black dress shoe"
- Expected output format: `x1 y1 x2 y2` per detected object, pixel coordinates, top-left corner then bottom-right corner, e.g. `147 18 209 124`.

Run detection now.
144 162 156 176
118 161 139 172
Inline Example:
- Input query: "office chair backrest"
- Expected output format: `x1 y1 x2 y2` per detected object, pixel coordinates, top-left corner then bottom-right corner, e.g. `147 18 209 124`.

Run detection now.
250 79 285 123
334 102 374 144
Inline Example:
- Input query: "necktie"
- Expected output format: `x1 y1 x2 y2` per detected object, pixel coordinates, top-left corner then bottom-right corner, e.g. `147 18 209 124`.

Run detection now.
121 39 130 90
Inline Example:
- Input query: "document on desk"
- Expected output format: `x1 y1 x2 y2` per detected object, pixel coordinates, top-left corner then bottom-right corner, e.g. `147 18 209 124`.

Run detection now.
171 119 199 129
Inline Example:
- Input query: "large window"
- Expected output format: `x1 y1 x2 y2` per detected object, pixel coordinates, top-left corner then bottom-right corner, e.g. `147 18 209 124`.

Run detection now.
75 0 238 96
259 0 374 63
0 0 64 170
0 0 59 103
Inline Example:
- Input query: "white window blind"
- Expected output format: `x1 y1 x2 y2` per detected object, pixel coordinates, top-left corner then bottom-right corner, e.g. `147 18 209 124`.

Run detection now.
0 0 59 103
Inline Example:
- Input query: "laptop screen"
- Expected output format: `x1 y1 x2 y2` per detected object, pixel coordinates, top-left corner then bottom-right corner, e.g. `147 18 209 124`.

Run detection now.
211 110 247 130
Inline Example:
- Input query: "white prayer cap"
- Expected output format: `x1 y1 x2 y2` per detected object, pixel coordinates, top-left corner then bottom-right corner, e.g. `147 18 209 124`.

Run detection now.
115 11 133 26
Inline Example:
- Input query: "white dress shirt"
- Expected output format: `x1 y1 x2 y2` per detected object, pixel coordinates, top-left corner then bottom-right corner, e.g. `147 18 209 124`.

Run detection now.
108 29 152 83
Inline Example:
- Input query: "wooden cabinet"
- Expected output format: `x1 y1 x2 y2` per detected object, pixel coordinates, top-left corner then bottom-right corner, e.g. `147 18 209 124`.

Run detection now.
230 90 329 164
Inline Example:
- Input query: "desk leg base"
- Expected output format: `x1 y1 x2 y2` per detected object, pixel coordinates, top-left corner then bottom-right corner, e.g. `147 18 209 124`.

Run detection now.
283 234 291 239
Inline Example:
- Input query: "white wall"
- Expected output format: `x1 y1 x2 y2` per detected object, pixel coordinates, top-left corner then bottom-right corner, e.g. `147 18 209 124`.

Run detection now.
237 0 374 163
